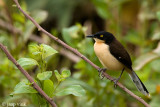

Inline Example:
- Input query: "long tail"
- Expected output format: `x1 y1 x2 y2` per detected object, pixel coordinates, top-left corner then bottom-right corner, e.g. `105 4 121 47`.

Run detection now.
129 70 149 96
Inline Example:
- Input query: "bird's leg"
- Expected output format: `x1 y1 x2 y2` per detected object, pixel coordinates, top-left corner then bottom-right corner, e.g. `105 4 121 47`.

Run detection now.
113 68 125 88
98 68 107 80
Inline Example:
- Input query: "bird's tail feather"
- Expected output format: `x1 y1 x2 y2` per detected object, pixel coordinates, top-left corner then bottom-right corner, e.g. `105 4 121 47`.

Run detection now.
129 71 149 96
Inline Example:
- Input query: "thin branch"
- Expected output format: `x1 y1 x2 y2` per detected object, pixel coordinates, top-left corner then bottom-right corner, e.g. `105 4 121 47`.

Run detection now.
0 19 21 34
0 18 80 63
29 36 81 63
0 44 57 107
12 0 150 107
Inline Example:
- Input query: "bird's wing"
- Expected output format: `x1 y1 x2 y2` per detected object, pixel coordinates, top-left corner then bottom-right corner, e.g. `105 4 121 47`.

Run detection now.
109 40 132 70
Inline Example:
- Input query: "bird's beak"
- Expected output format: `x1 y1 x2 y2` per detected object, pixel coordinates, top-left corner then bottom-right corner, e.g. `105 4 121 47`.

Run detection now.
86 35 94 38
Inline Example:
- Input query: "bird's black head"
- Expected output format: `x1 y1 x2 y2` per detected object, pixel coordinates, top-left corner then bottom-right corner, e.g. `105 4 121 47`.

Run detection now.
87 31 115 44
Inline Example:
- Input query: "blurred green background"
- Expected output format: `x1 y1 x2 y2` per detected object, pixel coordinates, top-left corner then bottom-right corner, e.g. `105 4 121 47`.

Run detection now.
0 0 160 107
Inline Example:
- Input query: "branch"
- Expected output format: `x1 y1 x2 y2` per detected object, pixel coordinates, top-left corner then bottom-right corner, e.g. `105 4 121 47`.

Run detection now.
0 44 57 107
0 19 21 34
12 0 150 107
0 18 80 63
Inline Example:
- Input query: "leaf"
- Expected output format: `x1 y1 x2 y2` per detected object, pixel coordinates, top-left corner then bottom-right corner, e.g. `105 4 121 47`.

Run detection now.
41 44 58 59
43 79 54 97
58 78 96 94
62 24 86 47
31 94 47 106
91 0 110 19
54 70 62 82
134 53 159 70
29 44 39 55
61 70 71 78
37 71 52 80
62 26 78 46
11 80 37 96
54 70 71 82
17 58 38 69
55 85 86 96
134 42 160 70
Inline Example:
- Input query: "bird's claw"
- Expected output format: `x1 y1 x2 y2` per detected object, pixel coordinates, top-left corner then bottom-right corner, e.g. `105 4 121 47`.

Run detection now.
98 68 106 80
113 78 120 88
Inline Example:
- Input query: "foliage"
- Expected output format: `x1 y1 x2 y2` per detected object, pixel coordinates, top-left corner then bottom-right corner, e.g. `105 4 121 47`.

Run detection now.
11 43 85 106
0 0 160 107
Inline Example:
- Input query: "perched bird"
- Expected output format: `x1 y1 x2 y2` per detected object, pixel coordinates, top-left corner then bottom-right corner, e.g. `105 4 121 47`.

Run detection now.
87 31 149 96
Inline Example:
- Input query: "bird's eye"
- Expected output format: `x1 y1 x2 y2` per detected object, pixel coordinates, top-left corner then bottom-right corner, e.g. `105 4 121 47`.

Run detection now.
100 35 103 37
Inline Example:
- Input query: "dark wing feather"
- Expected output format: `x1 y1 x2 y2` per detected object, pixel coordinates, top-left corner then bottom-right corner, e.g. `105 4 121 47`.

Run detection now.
109 40 132 70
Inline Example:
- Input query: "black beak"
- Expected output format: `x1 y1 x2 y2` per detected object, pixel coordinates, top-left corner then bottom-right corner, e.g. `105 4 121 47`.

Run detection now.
86 35 94 38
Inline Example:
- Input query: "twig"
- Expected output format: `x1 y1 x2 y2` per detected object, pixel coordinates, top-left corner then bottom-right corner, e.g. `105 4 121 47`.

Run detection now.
0 44 57 107
0 18 80 63
0 19 21 34
29 36 81 63
12 0 150 107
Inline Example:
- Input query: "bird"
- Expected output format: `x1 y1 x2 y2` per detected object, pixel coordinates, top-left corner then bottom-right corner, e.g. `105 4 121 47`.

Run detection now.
87 31 149 96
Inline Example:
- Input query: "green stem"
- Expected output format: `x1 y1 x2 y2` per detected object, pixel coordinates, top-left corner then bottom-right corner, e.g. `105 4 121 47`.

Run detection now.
53 81 61 93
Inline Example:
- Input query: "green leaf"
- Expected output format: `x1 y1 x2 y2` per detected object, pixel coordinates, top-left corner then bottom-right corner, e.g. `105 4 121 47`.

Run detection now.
31 94 48 106
54 70 62 82
91 0 110 19
37 71 52 80
62 24 86 47
29 44 39 55
55 85 86 96
17 58 38 69
61 70 71 78
43 79 54 97
41 44 58 59
134 43 160 70
134 53 159 70
11 80 37 95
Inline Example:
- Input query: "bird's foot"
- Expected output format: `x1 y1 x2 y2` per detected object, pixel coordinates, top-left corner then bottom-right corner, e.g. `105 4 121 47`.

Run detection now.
98 68 106 80
113 78 120 88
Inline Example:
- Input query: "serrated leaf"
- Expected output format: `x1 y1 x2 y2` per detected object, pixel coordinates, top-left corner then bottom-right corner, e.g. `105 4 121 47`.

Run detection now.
17 58 38 69
55 85 86 96
41 44 58 59
11 81 37 95
37 71 52 80
43 79 54 97
61 70 71 78
54 70 62 81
